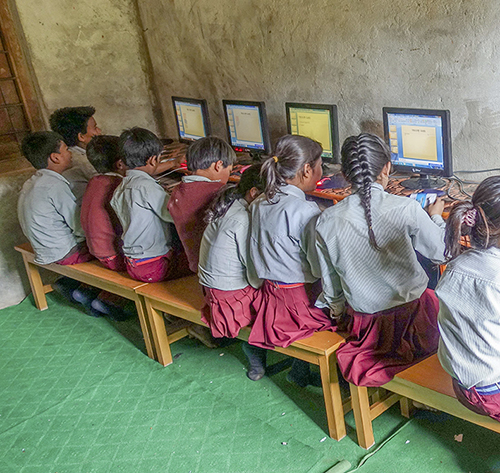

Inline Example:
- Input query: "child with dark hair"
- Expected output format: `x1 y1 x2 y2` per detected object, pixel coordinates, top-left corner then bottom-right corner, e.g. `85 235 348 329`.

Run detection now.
80 135 127 271
18 131 92 265
436 176 500 421
110 127 187 282
315 133 446 387
247 135 334 386
199 164 263 339
168 136 236 273
49 106 102 203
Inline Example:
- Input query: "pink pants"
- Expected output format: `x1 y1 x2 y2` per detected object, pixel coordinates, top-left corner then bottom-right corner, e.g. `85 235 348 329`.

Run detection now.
56 243 94 265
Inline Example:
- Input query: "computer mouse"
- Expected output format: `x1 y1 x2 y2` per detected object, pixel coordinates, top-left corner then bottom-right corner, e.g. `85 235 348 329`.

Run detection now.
317 174 349 190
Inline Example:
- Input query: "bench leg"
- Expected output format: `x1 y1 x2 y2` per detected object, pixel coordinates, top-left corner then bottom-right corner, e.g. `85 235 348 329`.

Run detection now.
400 397 413 418
22 254 48 311
319 353 346 441
350 383 375 449
133 294 156 361
144 298 174 366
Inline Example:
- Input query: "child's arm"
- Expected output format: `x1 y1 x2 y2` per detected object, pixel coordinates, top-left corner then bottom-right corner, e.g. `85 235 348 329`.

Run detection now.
314 230 346 316
54 184 85 238
411 200 447 264
147 184 174 224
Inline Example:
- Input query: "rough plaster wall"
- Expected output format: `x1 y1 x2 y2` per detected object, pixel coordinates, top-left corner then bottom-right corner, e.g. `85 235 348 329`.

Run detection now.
14 0 158 134
138 0 500 174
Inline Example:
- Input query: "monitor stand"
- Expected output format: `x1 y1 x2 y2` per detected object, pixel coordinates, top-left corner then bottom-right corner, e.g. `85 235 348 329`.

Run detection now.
400 174 446 190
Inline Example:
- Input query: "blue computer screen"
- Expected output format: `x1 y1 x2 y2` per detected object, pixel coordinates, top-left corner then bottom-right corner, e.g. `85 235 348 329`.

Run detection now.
387 113 445 171
225 104 265 150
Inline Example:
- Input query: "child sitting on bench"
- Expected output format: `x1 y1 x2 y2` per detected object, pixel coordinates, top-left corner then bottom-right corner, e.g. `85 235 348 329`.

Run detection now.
437 176 500 422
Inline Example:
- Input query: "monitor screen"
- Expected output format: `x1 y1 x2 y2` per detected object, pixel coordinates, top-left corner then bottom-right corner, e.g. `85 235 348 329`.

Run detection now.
172 97 211 143
222 100 271 154
383 108 452 176
285 103 339 162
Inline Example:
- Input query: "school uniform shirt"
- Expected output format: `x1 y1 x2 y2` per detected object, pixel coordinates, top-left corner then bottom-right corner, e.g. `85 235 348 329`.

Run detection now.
437 247 500 389
18 169 85 264
315 182 446 315
199 198 261 291
249 184 321 284
168 175 224 273
62 146 97 205
80 173 123 259
110 169 174 259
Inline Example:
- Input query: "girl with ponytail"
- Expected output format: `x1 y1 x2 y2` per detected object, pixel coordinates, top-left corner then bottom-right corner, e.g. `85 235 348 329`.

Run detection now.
247 135 335 387
315 133 447 387
436 176 500 421
198 164 264 342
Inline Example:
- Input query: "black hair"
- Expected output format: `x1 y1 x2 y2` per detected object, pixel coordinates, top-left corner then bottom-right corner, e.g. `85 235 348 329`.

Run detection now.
21 131 64 169
445 176 500 259
119 127 162 169
205 164 265 223
49 106 95 147
86 135 121 174
186 136 236 172
261 134 322 202
341 133 391 250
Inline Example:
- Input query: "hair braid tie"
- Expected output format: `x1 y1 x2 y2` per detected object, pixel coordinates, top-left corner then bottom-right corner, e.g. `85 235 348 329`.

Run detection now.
462 208 477 227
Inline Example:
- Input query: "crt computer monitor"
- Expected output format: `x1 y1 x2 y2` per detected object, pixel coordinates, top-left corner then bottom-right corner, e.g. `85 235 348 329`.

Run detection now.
222 100 271 157
285 102 340 163
172 97 211 143
383 107 452 189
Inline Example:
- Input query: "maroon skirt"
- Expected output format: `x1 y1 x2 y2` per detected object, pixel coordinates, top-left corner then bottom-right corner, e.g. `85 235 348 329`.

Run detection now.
452 379 500 422
247 280 335 349
336 289 439 387
201 285 261 338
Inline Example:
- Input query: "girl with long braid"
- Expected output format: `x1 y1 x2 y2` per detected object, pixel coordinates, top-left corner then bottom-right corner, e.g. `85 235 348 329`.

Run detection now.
315 133 446 386
436 176 500 421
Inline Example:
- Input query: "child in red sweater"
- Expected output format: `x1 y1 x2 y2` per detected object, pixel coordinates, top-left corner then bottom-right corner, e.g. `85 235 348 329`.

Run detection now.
168 137 236 273
80 135 126 271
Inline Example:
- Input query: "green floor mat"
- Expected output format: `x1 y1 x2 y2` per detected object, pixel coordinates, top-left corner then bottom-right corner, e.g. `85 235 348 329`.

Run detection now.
1 293 499 472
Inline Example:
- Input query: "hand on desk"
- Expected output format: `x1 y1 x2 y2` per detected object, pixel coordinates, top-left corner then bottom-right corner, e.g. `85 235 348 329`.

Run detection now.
427 197 445 217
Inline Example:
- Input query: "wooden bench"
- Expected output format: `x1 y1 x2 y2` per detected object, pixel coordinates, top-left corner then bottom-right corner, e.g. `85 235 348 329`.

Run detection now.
350 354 500 449
135 275 349 441
15 242 156 361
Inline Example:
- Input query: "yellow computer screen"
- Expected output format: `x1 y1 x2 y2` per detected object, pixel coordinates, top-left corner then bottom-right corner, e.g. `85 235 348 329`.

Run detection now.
230 107 263 144
289 107 333 158
176 103 206 139
401 125 438 161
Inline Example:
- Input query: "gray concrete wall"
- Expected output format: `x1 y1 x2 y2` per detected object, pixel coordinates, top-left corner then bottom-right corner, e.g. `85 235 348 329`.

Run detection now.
137 0 500 175
14 0 159 134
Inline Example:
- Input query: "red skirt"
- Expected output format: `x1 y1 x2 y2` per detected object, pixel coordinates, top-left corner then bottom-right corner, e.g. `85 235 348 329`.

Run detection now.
336 289 439 387
452 379 500 422
201 285 261 338
247 280 335 349
56 242 94 265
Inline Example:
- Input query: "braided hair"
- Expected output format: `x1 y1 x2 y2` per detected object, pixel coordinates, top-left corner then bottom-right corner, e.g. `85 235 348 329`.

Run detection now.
341 133 391 250
445 176 500 260
261 134 322 202
205 164 265 223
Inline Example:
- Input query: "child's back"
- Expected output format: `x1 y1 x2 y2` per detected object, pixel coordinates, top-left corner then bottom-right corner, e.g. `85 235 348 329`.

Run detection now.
18 132 90 265
436 176 500 421
317 183 445 314
80 135 126 271
168 137 235 273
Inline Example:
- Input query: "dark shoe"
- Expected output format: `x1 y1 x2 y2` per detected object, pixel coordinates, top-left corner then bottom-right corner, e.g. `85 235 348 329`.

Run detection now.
242 343 267 381
90 298 129 321
52 277 80 302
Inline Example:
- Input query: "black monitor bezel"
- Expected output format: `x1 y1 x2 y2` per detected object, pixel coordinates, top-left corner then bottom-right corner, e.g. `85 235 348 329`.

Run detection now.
383 107 453 178
222 99 271 155
171 96 211 144
285 102 340 163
